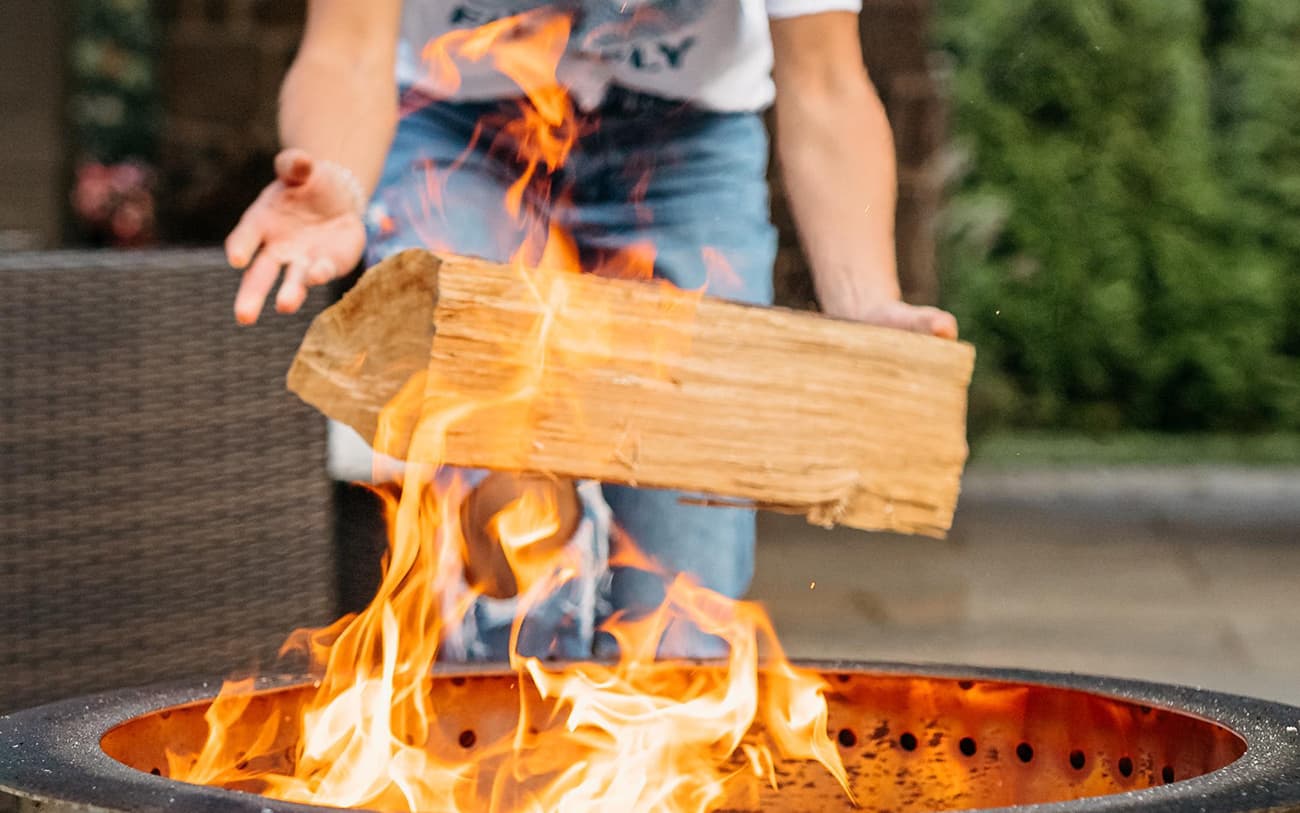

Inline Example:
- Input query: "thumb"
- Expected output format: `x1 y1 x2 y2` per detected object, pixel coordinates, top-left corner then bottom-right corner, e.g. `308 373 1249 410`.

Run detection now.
916 306 959 341
932 311 959 341
274 148 314 188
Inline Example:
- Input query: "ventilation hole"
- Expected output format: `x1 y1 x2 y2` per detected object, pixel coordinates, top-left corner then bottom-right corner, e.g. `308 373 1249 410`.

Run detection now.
899 732 918 751
1162 765 1175 784
458 729 477 749
150 767 161 776
1016 742 1034 763
1118 756 1134 778
959 737 977 757
837 674 851 684
958 680 975 690
1069 750 1086 770
450 676 466 687
837 728 858 748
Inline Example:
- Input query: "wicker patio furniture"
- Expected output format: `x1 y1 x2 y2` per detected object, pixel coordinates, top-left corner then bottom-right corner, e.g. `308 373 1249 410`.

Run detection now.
0 250 336 713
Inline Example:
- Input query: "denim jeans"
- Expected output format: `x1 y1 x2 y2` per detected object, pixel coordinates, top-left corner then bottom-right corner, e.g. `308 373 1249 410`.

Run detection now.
365 86 777 660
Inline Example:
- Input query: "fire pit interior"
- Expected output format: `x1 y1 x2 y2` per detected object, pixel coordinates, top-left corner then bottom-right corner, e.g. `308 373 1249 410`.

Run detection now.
8 662 1299 813
98 667 1245 811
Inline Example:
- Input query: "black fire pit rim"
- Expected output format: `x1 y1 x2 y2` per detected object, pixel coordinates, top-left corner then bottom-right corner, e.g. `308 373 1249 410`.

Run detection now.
1 660 1298 813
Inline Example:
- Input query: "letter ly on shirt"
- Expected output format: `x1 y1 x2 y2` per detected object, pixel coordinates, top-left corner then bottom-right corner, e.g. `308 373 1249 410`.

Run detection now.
395 0 861 112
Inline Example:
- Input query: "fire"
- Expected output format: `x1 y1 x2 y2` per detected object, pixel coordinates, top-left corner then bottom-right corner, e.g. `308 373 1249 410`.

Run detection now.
492 488 563 553
167 13 853 811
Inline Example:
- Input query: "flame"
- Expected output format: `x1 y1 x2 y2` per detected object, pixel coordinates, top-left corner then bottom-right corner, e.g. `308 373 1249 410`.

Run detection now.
169 14 853 812
701 246 745 298
492 489 563 552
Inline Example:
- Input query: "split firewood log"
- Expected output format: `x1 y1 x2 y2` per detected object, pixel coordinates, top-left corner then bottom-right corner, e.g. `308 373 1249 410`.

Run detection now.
288 249 975 537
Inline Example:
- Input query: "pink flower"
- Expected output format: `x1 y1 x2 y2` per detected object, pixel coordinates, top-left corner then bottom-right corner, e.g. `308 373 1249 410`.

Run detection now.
71 159 159 247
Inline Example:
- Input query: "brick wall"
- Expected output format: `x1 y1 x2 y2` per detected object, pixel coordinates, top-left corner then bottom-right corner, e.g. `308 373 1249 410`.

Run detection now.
157 0 305 241
157 0 945 307
770 0 947 309
863 0 947 307
0 3 68 249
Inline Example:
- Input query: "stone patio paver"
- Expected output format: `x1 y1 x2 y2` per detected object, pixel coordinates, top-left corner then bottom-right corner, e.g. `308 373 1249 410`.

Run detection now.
751 494 1300 706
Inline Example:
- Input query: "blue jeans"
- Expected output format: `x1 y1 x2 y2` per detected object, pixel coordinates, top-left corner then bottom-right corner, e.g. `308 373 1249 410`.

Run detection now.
366 87 777 659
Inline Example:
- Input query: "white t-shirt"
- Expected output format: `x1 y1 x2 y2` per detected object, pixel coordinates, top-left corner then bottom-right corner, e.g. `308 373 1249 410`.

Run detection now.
395 0 862 112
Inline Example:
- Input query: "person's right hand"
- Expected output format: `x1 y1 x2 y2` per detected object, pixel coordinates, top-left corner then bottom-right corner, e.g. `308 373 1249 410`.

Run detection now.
226 148 368 324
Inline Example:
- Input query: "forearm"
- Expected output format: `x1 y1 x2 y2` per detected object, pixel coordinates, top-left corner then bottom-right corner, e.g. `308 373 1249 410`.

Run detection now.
774 69 901 317
278 49 398 197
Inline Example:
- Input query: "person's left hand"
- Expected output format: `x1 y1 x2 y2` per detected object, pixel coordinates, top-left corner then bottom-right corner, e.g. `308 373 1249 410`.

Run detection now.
827 300 959 340
225 148 368 325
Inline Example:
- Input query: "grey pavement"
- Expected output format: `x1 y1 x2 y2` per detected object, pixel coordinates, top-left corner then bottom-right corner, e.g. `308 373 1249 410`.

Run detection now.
750 466 1300 707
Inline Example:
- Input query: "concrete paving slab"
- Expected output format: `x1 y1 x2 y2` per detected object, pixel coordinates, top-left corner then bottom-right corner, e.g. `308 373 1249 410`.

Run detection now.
751 471 1300 707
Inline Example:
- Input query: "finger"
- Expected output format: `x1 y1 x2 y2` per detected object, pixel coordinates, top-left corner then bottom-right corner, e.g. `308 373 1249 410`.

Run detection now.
913 306 958 340
870 302 959 340
233 252 283 325
274 148 314 187
304 256 339 286
275 255 313 314
224 214 263 269
863 303 916 333
929 310 959 340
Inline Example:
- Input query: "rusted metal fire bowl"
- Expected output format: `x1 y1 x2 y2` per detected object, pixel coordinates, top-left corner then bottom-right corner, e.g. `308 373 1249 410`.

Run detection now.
1 661 1298 812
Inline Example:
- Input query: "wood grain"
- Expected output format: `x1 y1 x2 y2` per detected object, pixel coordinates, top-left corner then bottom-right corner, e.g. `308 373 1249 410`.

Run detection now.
289 250 975 537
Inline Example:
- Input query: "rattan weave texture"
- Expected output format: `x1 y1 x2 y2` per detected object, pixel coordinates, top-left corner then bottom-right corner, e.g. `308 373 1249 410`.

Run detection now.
0 250 335 713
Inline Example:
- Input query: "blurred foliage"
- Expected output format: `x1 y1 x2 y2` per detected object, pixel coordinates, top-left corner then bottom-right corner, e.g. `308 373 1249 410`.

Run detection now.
69 0 160 245
936 0 1300 433
972 431 1300 468
1212 0 1300 375
69 0 160 161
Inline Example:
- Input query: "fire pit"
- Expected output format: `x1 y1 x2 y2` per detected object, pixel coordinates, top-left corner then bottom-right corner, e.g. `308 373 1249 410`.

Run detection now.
2 661 1298 812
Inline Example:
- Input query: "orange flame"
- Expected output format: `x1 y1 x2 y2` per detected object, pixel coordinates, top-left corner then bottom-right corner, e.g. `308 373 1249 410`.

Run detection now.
701 246 745 298
168 14 853 812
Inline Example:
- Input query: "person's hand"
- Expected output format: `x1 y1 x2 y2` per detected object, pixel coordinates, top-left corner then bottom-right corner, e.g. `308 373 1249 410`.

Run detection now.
828 299 959 340
226 148 368 324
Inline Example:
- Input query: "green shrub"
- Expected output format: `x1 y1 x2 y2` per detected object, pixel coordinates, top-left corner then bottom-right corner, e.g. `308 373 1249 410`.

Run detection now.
937 0 1299 432
1211 0 1300 418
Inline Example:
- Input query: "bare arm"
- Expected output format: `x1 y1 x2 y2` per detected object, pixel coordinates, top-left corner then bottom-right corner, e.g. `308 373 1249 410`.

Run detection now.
770 13 956 338
226 0 402 324
277 0 402 196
